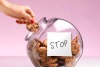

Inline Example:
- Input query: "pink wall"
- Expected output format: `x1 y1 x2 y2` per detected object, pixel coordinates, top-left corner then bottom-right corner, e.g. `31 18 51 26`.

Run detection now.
0 0 100 56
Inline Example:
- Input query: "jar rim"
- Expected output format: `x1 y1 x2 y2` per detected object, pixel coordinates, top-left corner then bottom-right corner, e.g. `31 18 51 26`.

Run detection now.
25 17 47 41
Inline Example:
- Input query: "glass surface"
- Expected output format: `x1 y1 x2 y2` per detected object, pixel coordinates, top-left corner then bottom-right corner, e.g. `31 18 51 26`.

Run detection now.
25 17 83 67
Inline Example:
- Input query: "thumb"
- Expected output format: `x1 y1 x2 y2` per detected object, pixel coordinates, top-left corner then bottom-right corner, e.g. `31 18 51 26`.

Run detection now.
22 11 32 20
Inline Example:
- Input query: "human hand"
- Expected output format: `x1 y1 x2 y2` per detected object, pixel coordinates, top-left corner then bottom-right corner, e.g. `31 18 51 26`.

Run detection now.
0 0 35 23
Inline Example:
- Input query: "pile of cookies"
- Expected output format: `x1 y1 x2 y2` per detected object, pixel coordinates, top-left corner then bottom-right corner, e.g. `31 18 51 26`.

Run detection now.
32 36 80 67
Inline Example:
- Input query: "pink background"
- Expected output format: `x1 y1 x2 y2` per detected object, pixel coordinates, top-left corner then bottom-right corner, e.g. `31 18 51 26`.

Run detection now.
0 0 100 56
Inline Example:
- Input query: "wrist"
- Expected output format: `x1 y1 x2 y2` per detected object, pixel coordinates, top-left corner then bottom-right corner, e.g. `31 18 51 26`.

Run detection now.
0 0 5 4
0 0 11 13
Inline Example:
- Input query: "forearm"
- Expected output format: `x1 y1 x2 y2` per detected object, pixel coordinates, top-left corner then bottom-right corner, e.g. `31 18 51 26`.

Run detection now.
0 0 11 13
0 0 6 11
0 0 5 5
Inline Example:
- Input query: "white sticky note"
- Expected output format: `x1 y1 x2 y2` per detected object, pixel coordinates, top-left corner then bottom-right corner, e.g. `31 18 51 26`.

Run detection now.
47 32 72 56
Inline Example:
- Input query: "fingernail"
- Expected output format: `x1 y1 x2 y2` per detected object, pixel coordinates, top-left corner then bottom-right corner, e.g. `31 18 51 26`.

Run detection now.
20 22 22 24
16 20 19 23
30 19 34 24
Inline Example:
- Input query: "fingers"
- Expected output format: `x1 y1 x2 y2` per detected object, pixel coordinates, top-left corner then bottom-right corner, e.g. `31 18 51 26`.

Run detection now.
22 11 32 20
16 19 26 24
26 7 35 18
16 6 35 24
23 6 35 20
16 18 34 24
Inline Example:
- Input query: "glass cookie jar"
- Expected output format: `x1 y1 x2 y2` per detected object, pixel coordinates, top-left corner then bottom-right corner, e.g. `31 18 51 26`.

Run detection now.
25 17 83 67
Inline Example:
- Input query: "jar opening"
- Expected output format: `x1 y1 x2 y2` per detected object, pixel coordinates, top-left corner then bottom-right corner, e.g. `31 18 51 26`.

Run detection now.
25 17 47 41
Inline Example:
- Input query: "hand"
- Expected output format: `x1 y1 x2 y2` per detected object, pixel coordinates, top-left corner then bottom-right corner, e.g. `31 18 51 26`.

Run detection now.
0 0 35 21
